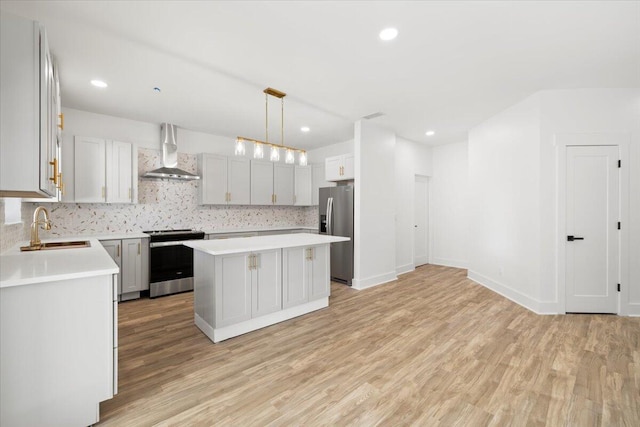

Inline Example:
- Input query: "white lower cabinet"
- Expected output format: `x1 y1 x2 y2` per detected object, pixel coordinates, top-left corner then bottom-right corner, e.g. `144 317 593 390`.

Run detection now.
251 249 282 317
0 274 116 427
214 249 281 327
283 245 330 308
100 238 148 300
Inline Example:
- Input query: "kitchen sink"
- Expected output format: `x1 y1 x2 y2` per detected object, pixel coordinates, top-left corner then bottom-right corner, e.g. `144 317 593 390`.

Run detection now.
20 240 91 251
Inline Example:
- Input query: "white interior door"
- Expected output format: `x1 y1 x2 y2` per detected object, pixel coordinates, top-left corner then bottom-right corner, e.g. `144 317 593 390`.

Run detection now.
566 146 619 313
414 176 429 267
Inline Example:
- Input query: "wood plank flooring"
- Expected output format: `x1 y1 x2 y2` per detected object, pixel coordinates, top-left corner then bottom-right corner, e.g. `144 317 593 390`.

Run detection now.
98 265 640 426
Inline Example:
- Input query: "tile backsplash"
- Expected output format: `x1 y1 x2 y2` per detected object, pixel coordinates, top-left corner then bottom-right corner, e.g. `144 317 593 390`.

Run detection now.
1 149 318 251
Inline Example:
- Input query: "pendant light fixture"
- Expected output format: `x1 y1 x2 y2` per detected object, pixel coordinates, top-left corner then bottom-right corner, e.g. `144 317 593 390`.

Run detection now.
235 87 308 166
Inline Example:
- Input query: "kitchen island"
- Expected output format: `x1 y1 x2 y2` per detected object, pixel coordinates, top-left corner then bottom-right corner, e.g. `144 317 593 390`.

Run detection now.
185 233 349 343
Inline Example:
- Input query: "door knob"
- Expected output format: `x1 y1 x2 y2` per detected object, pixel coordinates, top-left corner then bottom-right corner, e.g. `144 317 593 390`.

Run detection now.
567 235 585 241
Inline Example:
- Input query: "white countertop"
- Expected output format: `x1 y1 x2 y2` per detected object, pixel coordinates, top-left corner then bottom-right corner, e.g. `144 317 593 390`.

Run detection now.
48 232 150 241
203 226 317 234
185 233 349 255
0 238 119 289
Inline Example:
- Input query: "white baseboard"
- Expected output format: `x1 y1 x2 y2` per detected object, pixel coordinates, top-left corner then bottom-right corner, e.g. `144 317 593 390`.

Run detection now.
431 257 468 269
467 270 560 315
396 263 414 276
625 303 640 316
352 271 397 290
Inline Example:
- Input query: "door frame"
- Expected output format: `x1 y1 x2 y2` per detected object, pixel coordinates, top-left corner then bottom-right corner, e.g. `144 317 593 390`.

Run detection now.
413 174 430 267
555 133 630 315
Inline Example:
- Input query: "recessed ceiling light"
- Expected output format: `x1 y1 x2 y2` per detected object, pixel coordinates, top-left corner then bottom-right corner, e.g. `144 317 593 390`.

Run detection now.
425 130 435 136
379 27 398 41
90 80 108 88
301 126 310 132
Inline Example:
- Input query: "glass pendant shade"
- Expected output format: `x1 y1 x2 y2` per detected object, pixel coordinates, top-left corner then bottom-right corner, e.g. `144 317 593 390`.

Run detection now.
298 151 307 166
270 146 280 162
285 149 295 164
253 142 264 159
234 138 246 156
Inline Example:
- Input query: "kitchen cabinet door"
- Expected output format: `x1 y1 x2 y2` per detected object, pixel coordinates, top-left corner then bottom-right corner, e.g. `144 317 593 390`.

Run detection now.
0 14 59 198
198 153 227 205
74 136 107 202
227 157 250 204
308 245 330 300
251 249 282 317
250 160 274 205
325 154 354 181
325 156 343 181
214 253 252 327
108 141 134 203
342 153 355 180
121 238 142 294
312 163 334 205
294 166 312 206
282 247 308 309
101 240 122 296
274 163 294 205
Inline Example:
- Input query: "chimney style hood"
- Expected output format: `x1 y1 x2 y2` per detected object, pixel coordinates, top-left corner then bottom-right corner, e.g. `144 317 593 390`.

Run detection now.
142 123 200 180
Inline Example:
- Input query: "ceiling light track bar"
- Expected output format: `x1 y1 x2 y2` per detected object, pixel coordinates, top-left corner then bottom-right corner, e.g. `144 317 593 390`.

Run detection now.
235 136 306 153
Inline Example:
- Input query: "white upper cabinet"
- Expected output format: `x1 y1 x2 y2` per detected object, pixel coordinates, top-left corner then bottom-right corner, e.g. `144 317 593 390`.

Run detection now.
72 136 137 203
198 154 250 205
74 137 107 202
0 13 61 198
325 153 354 181
273 163 294 205
251 160 274 205
312 163 335 205
227 157 251 204
251 160 295 205
109 141 134 203
294 166 312 206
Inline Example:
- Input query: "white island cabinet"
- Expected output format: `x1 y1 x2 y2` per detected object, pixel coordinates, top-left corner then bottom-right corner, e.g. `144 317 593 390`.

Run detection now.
186 233 349 343
0 239 119 427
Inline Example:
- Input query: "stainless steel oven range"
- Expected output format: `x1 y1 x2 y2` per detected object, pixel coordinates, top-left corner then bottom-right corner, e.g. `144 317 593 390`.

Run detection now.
144 229 205 298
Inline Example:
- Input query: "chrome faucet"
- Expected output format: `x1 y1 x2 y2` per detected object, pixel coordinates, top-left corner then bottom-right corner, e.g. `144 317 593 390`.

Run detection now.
30 206 52 249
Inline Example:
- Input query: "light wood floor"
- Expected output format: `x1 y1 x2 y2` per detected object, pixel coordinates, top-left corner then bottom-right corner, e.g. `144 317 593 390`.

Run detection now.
98 265 639 426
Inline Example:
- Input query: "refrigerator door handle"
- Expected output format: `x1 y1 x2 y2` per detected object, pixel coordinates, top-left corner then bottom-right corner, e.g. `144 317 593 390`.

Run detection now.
327 197 334 235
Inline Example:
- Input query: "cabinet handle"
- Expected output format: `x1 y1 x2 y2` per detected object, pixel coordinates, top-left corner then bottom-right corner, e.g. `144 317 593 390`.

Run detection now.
57 172 64 193
58 113 64 130
116 244 120 258
309 247 313 260
228 192 231 202
49 158 58 184
138 243 141 255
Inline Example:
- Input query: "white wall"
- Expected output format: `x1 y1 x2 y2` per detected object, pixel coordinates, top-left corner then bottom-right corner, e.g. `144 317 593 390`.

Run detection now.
62 107 236 154
353 120 397 289
467 88 640 316
467 93 542 310
538 89 640 315
394 137 432 275
430 141 469 269
307 139 354 164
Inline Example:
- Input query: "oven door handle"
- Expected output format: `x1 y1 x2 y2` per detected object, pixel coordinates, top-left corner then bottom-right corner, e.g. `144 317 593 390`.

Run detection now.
150 240 198 248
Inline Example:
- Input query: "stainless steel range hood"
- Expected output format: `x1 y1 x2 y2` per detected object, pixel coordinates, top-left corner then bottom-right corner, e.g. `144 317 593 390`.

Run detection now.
142 123 200 180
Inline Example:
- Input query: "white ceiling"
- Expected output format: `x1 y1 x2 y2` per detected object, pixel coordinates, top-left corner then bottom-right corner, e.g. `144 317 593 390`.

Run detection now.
2 1 638 149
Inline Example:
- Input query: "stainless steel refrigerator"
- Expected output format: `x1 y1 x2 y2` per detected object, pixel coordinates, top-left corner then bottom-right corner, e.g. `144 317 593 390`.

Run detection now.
319 186 354 285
